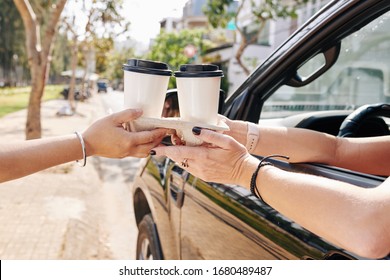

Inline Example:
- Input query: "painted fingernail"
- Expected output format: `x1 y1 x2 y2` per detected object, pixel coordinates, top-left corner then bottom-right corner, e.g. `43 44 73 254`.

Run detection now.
150 150 156 155
192 127 202 135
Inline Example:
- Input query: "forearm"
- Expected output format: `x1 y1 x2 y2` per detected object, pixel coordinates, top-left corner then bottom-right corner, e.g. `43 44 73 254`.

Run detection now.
255 164 390 258
254 126 337 164
227 119 390 175
0 134 83 183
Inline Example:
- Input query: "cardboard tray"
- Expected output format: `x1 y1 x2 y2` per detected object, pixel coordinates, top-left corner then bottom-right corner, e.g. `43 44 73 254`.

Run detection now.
129 117 230 146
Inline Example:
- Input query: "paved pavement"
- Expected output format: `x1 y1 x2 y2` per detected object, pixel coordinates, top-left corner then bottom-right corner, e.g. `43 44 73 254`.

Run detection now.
0 94 139 259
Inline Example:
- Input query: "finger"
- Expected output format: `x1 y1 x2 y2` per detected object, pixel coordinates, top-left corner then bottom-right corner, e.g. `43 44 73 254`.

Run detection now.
193 128 238 150
130 128 168 145
153 145 202 163
112 108 143 125
171 134 183 145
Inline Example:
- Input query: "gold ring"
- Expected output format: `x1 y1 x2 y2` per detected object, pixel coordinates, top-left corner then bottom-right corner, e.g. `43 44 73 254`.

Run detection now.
181 158 189 168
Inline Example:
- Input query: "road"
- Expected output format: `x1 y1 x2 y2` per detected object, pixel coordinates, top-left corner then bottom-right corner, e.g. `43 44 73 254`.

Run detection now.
97 90 140 260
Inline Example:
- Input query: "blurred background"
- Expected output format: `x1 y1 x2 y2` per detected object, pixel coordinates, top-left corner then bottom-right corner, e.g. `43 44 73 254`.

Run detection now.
0 0 328 138
0 0 326 259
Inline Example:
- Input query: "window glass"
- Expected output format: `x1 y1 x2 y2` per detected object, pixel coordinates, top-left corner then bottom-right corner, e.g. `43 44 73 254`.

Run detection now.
243 21 271 46
262 11 390 119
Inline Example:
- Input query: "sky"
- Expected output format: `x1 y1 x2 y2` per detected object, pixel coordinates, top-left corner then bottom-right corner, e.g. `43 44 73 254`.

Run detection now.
64 0 190 47
121 0 189 44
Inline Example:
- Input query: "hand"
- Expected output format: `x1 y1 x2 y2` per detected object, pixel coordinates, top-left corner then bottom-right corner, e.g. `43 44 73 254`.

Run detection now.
83 109 168 158
168 115 249 147
219 115 249 147
153 127 259 186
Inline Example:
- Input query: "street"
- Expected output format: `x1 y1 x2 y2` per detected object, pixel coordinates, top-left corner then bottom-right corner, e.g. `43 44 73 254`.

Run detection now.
95 90 141 259
0 91 141 259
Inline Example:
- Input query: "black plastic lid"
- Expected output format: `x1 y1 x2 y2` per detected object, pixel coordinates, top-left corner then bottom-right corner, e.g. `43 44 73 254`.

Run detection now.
122 59 172 76
174 64 224 78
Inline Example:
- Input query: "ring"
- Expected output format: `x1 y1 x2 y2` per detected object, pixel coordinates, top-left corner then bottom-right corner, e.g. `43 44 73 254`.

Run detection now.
181 158 189 168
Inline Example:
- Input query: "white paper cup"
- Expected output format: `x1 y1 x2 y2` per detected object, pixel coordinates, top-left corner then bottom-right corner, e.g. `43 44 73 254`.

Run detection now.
174 64 223 125
123 59 172 118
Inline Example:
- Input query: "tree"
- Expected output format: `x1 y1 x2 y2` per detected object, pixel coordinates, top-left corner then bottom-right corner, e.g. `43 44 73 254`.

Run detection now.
147 29 214 89
203 0 309 75
13 0 67 139
0 0 29 86
104 46 135 89
61 0 129 111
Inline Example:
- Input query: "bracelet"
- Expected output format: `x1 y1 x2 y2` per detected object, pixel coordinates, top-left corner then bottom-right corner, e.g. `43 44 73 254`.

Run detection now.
250 154 289 204
246 122 260 153
74 131 87 167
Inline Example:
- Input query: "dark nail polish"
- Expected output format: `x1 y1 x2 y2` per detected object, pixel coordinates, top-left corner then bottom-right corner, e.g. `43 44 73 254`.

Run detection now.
192 126 202 135
150 150 156 155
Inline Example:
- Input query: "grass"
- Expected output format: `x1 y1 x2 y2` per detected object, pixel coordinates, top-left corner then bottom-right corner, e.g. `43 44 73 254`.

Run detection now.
0 85 64 118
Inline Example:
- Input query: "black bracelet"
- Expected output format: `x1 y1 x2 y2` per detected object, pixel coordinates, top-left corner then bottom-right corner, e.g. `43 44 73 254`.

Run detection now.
250 154 290 203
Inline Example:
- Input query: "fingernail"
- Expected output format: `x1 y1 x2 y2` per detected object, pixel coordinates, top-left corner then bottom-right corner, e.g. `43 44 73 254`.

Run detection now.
150 150 156 155
192 126 202 135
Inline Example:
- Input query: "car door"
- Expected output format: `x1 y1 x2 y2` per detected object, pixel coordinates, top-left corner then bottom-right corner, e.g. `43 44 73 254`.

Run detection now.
178 0 390 260
179 162 386 260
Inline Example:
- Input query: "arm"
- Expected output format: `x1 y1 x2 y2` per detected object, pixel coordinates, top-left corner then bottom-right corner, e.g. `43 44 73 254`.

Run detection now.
224 118 390 176
258 165 390 259
153 128 390 259
0 109 167 183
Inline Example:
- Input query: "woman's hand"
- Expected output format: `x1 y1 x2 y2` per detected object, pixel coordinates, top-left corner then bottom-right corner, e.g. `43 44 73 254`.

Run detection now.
169 115 249 147
219 116 249 146
83 109 168 158
153 127 259 186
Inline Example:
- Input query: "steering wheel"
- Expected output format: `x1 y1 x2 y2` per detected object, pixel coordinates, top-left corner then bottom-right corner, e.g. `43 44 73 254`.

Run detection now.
338 103 390 138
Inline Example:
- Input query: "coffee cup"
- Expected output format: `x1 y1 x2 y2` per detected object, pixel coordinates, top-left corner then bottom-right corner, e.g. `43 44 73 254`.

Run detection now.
122 59 172 118
174 64 223 125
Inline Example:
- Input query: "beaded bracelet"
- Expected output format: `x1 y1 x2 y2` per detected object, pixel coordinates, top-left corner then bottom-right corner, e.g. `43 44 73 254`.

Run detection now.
74 131 87 167
250 154 289 203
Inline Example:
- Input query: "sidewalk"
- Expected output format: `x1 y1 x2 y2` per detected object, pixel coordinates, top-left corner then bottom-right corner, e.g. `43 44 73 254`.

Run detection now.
0 95 138 259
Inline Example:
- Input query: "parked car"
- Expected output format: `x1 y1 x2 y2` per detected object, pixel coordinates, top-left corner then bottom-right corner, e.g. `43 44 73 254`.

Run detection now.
131 0 390 260
97 80 108 93
59 86 90 101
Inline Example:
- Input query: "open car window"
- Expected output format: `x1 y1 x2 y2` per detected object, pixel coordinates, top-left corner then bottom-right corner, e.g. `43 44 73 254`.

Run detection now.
261 10 390 121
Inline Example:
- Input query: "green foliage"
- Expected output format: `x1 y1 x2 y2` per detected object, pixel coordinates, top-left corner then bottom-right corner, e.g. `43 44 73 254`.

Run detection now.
203 0 235 29
251 0 309 21
94 37 114 74
147 29 214 88
203 0 309 75
58 0 130 78
50 32 72 79
0 0 28 85
204 0 309 28
104 47 136 84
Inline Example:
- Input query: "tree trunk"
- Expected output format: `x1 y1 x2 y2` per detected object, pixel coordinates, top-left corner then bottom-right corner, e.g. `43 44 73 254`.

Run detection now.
235 18 267 77
13 0 67 139
235 37 250 76
26 81 44 139
233 0 250 76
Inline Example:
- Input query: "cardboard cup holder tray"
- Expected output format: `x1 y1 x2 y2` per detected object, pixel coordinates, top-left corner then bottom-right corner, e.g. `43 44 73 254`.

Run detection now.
128 117 230 146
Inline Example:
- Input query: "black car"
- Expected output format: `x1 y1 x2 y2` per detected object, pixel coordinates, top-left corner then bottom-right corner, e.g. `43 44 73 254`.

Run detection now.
132 0 390 260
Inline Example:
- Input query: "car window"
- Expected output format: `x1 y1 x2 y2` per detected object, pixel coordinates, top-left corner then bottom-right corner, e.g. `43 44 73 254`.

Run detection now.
261 10 390 120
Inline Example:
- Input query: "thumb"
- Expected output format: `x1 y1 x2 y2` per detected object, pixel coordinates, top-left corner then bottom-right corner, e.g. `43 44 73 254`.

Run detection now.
111 109 143 124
